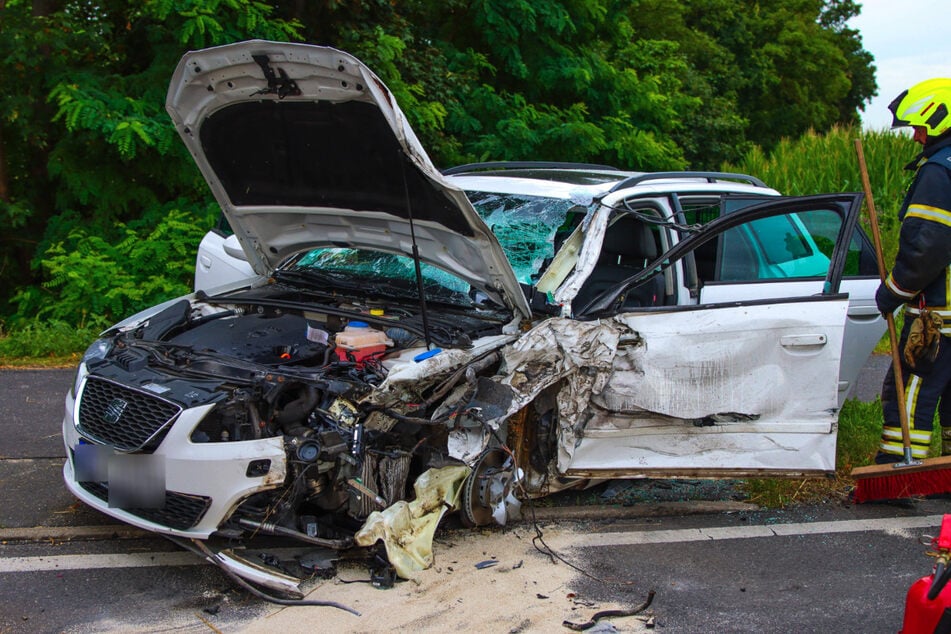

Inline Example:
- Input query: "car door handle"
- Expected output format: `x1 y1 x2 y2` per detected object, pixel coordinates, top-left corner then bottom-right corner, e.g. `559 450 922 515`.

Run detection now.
199 255 212 269
847 305 881 321
780 334 827 347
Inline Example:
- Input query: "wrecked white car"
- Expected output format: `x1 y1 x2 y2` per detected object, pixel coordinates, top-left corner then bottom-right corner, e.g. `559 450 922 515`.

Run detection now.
63 41 879 597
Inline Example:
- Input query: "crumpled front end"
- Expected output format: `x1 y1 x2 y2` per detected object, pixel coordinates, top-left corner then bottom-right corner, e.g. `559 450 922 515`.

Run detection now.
60 287 522 590
62 384 287 539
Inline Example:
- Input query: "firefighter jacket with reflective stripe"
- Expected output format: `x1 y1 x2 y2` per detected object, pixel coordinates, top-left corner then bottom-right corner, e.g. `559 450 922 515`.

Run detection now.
885 136 951 334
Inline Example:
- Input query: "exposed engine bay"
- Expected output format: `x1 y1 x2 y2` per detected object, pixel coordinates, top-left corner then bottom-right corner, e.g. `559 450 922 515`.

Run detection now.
66 281 546 593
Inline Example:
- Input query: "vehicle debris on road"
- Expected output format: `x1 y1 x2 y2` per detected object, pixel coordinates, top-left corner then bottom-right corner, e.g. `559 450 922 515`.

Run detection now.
562 589 655 631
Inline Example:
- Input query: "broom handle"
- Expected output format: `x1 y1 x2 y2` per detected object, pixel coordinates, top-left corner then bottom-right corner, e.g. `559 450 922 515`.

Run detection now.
854 138 913 459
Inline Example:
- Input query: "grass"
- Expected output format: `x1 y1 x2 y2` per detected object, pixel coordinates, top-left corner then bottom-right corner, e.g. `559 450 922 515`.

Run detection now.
743 396 946 508
0 355 80 368
0 320 100 367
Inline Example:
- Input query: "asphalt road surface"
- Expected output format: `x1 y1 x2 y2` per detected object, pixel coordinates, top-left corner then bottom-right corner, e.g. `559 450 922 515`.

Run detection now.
2 358 947 633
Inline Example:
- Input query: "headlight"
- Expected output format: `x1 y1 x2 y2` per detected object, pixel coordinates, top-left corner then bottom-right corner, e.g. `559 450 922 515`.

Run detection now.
72 338 113 396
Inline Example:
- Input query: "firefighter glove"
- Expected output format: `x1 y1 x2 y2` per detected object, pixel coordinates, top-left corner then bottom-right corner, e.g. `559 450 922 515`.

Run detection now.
875 283 904 317
904 308 943 369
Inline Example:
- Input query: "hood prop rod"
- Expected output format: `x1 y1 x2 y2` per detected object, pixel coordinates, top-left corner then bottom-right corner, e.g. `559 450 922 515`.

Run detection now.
399 152 433 350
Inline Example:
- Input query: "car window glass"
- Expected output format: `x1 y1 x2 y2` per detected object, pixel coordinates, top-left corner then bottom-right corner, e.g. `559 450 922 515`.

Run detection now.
466 191 583 284
694 193 874 279
713 209 841 282
214 213 235 236
288 247 482 307
577 195 863 316
679 199 722 225
846 228 878 276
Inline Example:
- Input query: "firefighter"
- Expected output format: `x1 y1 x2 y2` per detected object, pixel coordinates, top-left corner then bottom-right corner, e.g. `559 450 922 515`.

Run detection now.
875 78 951 463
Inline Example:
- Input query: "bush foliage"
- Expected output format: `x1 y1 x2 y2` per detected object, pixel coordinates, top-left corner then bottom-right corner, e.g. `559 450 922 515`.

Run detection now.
9 202 217 329
0 320 104 359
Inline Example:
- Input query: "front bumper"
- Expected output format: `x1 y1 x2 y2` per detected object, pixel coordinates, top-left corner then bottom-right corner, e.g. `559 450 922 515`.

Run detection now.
62 385 287 539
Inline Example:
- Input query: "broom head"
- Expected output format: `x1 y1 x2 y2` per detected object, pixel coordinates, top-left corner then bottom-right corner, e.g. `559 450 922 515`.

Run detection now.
851 456 951 503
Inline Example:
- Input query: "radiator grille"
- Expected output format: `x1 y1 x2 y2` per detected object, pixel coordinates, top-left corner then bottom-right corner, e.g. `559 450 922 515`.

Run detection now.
77 377 181 452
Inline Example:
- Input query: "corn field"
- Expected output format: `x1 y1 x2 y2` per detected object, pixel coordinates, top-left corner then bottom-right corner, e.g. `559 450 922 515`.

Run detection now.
725 126 919 267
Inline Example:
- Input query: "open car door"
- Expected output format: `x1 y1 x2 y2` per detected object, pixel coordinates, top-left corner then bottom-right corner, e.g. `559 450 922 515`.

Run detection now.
692 193 882 405
565 195 862 478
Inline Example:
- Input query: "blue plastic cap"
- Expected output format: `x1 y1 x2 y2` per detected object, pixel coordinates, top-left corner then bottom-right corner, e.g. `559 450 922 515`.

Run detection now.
413 348 442 362
348 321 369 328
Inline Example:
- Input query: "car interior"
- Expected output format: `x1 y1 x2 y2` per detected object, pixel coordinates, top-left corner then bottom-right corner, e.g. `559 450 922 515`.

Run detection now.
572 213 666 313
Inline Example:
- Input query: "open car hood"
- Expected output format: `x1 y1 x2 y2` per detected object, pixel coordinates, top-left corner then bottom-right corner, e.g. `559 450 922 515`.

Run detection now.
166 40 530 318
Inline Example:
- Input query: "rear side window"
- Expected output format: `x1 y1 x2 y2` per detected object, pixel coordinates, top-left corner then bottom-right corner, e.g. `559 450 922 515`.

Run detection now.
213 213 235 237
845 228 878 276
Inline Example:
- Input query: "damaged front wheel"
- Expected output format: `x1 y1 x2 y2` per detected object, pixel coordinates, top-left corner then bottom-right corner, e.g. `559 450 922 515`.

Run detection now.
460 448 522 527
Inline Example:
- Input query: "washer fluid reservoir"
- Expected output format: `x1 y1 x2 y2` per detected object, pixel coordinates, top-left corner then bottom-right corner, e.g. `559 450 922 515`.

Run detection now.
334 321 393 365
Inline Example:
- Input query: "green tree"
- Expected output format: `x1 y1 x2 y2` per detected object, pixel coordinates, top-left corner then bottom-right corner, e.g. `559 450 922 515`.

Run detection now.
622 0 875 165
680 0 874 151
0 0 301 321
405 0 693 168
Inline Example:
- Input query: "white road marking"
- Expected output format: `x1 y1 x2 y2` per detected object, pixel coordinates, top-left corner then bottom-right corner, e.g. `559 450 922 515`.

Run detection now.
568 514 946 548
1 515 944 573
0 551 203 573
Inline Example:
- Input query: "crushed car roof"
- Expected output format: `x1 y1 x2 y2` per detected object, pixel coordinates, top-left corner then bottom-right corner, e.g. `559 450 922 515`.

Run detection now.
166 40 530 318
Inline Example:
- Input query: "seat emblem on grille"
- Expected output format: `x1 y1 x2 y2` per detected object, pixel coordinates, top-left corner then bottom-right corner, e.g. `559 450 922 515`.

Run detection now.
103 398 129 424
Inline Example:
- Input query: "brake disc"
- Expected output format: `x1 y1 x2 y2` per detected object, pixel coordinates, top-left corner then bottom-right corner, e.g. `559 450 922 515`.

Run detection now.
461 448 522 527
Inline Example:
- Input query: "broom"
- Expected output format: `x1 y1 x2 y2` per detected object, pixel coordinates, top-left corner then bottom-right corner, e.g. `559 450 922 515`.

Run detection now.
850 137 951 502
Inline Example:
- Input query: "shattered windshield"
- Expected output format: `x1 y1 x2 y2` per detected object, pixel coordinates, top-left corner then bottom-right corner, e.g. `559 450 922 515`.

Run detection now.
281 248 490 308
467 191 585 285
